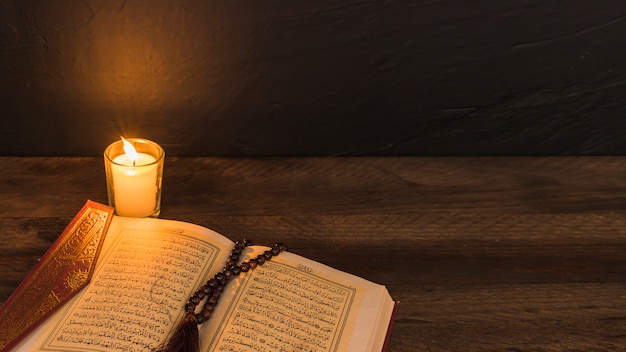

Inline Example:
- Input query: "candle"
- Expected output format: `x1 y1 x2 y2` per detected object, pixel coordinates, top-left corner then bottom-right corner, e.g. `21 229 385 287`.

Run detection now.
104 138 164 217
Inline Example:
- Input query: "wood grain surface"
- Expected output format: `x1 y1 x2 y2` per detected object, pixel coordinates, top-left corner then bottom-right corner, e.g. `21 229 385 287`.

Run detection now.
1 157 626 351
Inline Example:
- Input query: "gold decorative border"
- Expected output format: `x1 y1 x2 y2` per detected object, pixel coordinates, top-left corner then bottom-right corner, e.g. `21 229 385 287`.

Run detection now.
0 200 114 352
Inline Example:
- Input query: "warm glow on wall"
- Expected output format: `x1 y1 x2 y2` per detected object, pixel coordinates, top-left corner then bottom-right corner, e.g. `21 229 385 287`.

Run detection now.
80 27 172 108
33 1 231 143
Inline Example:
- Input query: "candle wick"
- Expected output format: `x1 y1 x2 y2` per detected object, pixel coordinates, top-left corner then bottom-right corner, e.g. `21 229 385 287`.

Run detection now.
133 160 136 167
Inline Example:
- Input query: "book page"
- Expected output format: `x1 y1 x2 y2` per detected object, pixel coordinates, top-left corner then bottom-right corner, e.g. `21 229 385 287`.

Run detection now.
9 217 394 352
11 216 234 352
199 248 395 352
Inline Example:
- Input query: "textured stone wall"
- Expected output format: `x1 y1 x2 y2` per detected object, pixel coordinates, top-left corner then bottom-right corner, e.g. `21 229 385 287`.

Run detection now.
1 1 626 156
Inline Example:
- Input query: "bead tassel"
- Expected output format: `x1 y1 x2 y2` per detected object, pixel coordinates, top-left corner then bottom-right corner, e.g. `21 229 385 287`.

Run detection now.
154 240 287 352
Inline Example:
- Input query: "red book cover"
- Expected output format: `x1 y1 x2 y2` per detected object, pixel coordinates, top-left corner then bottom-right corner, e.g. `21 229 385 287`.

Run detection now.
382 301 400 352
0 200 114 352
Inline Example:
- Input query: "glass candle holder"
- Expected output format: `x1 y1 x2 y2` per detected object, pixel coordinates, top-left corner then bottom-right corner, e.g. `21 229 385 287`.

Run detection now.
104 138 164 217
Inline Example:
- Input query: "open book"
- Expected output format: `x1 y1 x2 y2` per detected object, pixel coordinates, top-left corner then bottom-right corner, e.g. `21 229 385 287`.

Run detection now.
4 201 397 352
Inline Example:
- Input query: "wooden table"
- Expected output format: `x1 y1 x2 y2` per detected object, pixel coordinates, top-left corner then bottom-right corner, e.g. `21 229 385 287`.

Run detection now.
2 156 626 351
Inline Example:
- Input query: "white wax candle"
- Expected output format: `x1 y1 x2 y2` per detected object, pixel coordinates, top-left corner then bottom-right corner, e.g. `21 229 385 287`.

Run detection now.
111 152 158 217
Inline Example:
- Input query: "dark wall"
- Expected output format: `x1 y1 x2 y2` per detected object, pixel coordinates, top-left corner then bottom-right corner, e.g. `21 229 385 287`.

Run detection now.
2 1 626 156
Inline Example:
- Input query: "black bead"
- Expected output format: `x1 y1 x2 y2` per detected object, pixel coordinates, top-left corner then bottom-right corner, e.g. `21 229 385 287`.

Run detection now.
256 255 266 265
207 278 219 288
189 295 201 305
195 290 206 300
201 309 212 320
271 247 280 256
195 313 205 324
202 285 212 295
244 239 253 247
185 303 196 312
249 258 258 269
184 313 198 324
215 272 227 285
232 265 241 276
263 250 273 260
208 296 218 305
240 262 251 272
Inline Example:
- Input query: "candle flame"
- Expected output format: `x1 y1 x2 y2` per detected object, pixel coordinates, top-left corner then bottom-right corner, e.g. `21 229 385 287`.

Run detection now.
121 137 138 166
